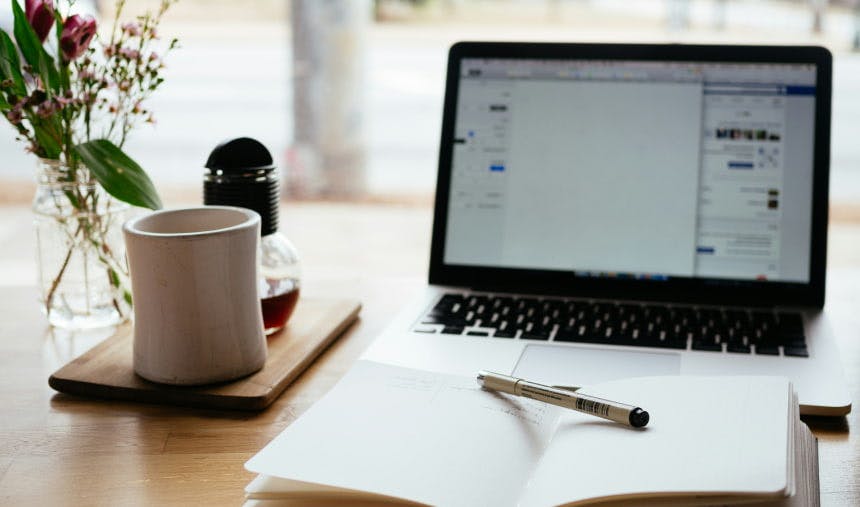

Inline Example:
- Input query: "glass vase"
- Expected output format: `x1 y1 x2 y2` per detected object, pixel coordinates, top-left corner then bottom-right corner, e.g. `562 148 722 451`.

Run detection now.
32 159 132 329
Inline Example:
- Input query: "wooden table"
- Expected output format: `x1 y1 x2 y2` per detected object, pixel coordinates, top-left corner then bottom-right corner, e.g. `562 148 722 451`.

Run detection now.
0 202 857 506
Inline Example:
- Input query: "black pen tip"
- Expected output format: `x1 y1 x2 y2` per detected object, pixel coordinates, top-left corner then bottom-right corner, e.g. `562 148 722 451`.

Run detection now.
629 408 649 428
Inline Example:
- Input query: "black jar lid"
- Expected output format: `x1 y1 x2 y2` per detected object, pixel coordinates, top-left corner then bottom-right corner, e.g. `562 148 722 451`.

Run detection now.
204 137 279 236
205 137 275 174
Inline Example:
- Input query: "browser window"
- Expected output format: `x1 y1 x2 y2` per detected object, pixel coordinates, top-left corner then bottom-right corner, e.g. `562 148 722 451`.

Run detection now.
443 58 816 283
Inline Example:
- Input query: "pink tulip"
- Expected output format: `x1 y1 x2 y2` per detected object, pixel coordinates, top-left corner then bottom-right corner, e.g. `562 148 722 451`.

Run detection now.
25 0 55 43
60 14 96 61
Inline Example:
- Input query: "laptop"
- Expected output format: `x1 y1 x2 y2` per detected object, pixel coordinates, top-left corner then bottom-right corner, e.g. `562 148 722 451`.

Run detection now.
363 42 851 416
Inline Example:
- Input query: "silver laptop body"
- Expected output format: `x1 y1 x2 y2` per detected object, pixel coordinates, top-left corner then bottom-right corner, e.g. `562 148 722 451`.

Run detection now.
364 42 850 416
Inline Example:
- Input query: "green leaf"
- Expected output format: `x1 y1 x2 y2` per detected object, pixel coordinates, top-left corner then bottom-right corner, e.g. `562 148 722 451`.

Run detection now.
108 267 120 288
27 109 62 150
0 29 26 96
53 10 69 91
11 0 59 92
74 139 163 210
30 120 62 159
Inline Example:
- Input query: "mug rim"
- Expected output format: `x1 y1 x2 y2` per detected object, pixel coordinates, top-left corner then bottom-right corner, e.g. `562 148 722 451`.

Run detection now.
124 206 260 238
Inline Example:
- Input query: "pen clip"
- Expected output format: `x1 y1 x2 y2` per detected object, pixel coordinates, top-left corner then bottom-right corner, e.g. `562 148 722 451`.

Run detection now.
550 385 581 392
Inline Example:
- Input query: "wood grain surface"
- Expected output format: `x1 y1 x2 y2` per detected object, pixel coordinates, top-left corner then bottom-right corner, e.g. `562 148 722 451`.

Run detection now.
0 279 419 507
48 298 361 411
0 203 857 506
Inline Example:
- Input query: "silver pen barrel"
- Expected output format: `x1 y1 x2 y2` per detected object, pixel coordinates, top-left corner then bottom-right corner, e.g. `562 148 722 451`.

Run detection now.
477 370 649 428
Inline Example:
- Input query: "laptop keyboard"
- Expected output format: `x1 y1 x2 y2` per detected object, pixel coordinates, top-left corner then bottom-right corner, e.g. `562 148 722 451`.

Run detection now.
415 293 808 357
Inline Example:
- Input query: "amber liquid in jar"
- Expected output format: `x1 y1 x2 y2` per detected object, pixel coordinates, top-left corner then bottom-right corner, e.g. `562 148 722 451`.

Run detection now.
261 278 300 335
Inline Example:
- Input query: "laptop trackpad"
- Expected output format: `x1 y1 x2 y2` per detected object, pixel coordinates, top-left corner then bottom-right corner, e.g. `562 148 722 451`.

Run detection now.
513 344 681 387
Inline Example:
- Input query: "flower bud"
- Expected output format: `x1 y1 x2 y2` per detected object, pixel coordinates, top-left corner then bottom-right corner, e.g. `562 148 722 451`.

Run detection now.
25 0 55 43
6 109 23 124
60 14 97 61
28 89 47 105
121 22 141 36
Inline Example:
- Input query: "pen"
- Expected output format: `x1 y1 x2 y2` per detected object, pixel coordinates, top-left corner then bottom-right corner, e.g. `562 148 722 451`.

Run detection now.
476 370 650 428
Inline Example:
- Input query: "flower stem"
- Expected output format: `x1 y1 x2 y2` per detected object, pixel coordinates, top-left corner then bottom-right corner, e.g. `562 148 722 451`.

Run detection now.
44 222 82 317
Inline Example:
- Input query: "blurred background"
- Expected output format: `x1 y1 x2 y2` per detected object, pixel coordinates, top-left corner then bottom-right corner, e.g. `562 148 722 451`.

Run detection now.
2 0 860 211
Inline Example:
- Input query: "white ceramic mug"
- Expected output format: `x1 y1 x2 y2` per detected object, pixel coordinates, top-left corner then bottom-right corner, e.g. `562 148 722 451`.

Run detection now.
123 206 267 385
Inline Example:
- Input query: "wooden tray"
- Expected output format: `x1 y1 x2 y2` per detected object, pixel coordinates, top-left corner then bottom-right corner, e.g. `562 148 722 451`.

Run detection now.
49 297 361 411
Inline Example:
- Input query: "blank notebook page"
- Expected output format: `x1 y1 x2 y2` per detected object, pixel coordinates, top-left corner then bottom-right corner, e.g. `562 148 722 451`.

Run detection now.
518 375 792 507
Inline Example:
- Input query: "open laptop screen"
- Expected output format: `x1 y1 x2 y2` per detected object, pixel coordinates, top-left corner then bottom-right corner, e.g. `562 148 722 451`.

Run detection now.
443 57 818 285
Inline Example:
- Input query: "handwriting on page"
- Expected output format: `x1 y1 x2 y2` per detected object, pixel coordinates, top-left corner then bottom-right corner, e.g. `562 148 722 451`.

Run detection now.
478 394 550 426
387 374 439 392
446 381 552 427
383 371 551 428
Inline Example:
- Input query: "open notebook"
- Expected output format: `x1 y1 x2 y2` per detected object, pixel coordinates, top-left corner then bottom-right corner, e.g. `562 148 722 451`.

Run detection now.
244 361 818 507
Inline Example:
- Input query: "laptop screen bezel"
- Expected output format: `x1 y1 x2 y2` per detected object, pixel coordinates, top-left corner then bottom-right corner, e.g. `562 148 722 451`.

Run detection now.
428 42 830 308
